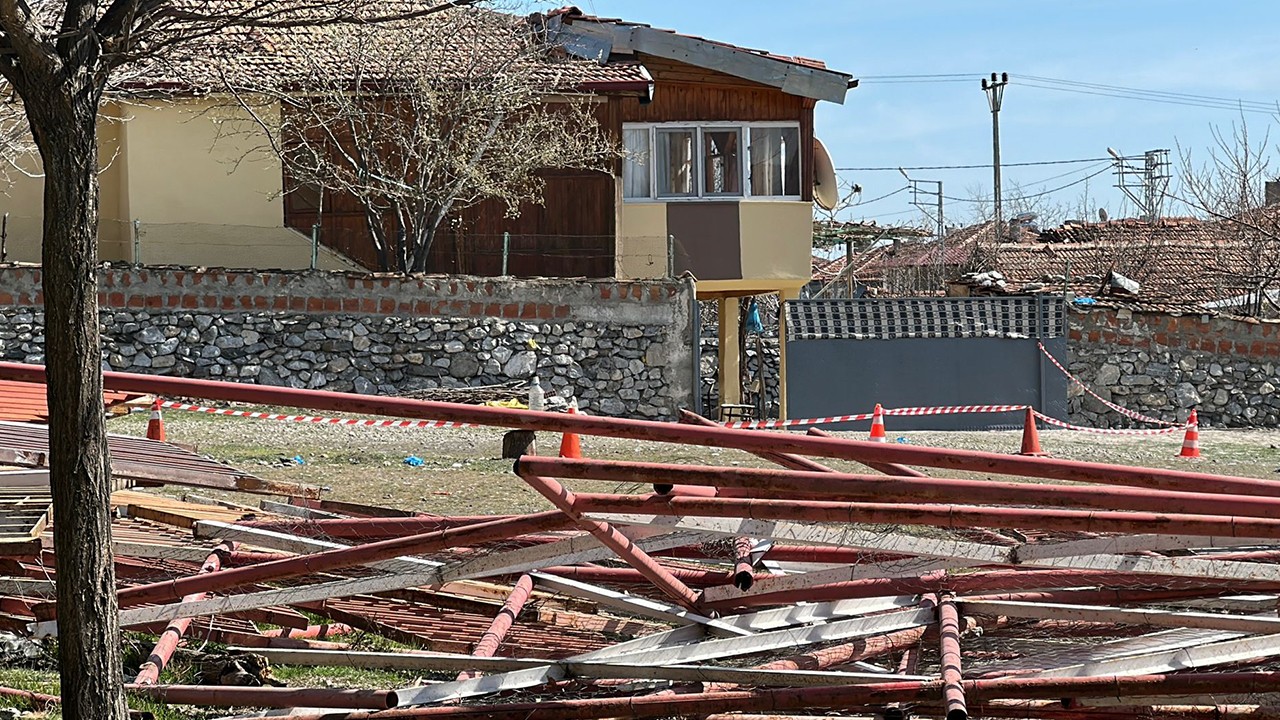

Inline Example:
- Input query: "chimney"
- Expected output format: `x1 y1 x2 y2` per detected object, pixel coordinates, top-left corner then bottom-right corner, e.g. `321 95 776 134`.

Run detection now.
1267 180 1280 207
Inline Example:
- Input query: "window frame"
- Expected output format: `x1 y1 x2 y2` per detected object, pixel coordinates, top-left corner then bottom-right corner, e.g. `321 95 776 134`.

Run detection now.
621 121 804 203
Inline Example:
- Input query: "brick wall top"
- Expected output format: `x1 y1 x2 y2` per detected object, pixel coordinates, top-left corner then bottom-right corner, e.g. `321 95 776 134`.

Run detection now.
0 264 690 326
1069 305 1280 361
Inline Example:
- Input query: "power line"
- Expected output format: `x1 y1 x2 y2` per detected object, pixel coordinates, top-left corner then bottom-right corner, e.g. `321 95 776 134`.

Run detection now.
943 165 1113 203
852 185 909 206
838 157 1111 172
1017 74 1280 112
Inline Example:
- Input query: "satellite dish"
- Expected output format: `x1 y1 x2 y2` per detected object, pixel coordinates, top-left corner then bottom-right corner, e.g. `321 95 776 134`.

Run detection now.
1099 208 1110 222
813 137 839 211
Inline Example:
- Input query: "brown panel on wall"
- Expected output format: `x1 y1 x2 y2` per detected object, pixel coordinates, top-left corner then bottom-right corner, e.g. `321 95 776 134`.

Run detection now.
668 202 741 281
430 169 617 278
800 99 815 203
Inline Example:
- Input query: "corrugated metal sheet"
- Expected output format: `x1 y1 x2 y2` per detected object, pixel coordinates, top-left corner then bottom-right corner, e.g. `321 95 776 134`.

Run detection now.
0 380 141 423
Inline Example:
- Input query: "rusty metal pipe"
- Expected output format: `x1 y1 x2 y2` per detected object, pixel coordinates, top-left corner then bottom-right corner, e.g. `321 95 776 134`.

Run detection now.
520 456 1280 520
938 594 967 720
807 427 927 477
680 409 927 477
457 574 534 682
134 541 233 684
270 671 1280 719
35 511 572 620
567 492 1280 541
3 362 1270 496
535 564 761 587
732 535 755 591
126 684 392 709
238 515 517 541
517 471 703 610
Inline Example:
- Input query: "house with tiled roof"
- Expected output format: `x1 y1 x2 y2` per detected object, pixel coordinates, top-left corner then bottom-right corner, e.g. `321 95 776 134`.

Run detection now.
838 215 1265 309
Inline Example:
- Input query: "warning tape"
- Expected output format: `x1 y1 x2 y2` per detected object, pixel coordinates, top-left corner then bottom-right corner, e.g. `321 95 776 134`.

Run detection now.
158 401 477 429
725 405 1026 430
160 399 1191 438
1033 410 1187 436
1037 342 1180 427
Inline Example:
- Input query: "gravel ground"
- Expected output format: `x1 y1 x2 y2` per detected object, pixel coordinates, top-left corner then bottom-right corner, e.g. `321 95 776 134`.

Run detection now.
105 407 1280 515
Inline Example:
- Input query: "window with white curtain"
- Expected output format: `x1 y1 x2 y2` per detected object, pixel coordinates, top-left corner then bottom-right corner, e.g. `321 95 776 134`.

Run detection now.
749 126 801 197
623 122 801 201
622 128 651 199
656 129 695 197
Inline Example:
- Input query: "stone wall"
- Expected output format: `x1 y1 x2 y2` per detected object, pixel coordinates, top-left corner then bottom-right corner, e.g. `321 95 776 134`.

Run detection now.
1067 306 1280 428
0 265 696 419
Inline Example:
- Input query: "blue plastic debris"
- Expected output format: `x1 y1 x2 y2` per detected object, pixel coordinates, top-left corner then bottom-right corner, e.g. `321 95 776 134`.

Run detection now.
404 456 425 467
293 455 306 465
1073 297 1097 305
895 437 911 444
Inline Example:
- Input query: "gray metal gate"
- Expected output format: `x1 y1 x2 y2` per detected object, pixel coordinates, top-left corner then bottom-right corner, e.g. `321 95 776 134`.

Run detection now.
785 296 1068 431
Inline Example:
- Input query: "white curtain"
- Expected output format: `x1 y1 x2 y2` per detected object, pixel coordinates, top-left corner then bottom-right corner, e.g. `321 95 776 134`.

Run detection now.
750 127 800 197
622 127 651 199
657 129 694 196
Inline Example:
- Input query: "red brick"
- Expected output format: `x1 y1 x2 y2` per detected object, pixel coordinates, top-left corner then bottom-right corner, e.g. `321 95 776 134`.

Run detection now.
1251 341 1267 357
600 287 612 300
469 302 484 316
126 295 143 308
166 295 179 307
554 306 569 319
0 292 16 305
650 287 661 302
145 296 162 309
465 281 477 292
449 301 466 314
484 303 499 316
398 302 411 314
272 297 287 310
324 298 340 312
413 300 429 315
379 298 396 314
360 298 376 313
121 273 132 287
535 304 553 320
240 296 254 309
502 303 519 318
201 296 216 309
520 304 538 319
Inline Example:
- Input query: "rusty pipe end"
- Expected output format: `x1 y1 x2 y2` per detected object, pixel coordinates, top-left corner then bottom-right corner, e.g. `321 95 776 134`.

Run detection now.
653 483 674 495
732 569 754 591
946 709 968 720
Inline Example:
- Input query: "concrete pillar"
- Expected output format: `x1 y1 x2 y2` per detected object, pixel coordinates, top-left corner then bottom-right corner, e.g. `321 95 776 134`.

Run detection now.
718 297 741 412
777 288 800 421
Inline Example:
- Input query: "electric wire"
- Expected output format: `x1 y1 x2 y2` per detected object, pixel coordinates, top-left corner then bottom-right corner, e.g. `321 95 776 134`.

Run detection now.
851 185 909 206
838 157 1111 171
943 165 1113 203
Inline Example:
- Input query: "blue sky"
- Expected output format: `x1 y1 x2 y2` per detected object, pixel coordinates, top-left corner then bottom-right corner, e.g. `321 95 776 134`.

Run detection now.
583 0 1280 229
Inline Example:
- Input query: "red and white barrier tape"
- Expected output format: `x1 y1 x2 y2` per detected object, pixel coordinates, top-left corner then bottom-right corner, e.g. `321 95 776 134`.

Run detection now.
1037 342 1180 427
1032 410 1188 436
725 404 1026 429
158 401 477 429
158 399 1191 438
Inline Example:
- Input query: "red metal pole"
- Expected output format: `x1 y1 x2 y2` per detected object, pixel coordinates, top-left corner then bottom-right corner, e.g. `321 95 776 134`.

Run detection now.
703 568 1278 611
134 541 233 684
35 512 573 620
520 456 1280 521
239 515 517 541
265 671 1280 720
457 574 534 681
807 427 927 477
2 362 1270 496
680 409 927 477
732 535 755 591
517 472 703 611
938 594 967 720
567 493 1280 542
125 684 392 709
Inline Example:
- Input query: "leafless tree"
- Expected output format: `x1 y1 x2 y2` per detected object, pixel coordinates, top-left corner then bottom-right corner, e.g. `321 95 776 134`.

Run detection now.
224 7 618 273
1179 119 1280 316
0 2 473 717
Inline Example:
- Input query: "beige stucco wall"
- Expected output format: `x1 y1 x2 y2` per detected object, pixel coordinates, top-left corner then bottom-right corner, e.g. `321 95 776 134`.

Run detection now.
0 98 356 270
617 202 669 279
738 201 813 283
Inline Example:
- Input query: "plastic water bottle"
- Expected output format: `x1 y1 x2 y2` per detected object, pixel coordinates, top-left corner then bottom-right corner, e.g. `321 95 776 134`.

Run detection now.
528 376 545 412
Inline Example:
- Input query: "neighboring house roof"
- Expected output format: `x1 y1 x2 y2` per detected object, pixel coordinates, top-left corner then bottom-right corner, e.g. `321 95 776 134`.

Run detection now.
0 381 142 423
546 6 855 103
841 216 1259 306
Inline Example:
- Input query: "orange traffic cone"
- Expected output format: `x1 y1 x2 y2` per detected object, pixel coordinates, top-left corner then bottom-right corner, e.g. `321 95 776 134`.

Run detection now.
146 398 166 442
559 398 582 459
869 404 887 443
1179 409 1201 458
1018 407 1047 456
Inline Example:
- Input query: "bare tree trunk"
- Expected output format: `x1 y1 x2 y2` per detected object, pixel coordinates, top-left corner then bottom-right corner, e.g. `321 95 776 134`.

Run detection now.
28 87 128 720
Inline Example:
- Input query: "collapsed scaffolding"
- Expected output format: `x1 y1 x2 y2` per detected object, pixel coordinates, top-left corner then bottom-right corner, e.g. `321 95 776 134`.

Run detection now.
0 360 1279 719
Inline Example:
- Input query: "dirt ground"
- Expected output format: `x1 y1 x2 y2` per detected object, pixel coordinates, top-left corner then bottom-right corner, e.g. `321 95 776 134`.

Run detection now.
106 407 1280 515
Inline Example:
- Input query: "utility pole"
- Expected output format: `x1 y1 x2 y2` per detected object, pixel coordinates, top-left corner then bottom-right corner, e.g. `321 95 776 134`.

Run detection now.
982 72 1009 246
1107 147 1171 221
901 168 946 284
